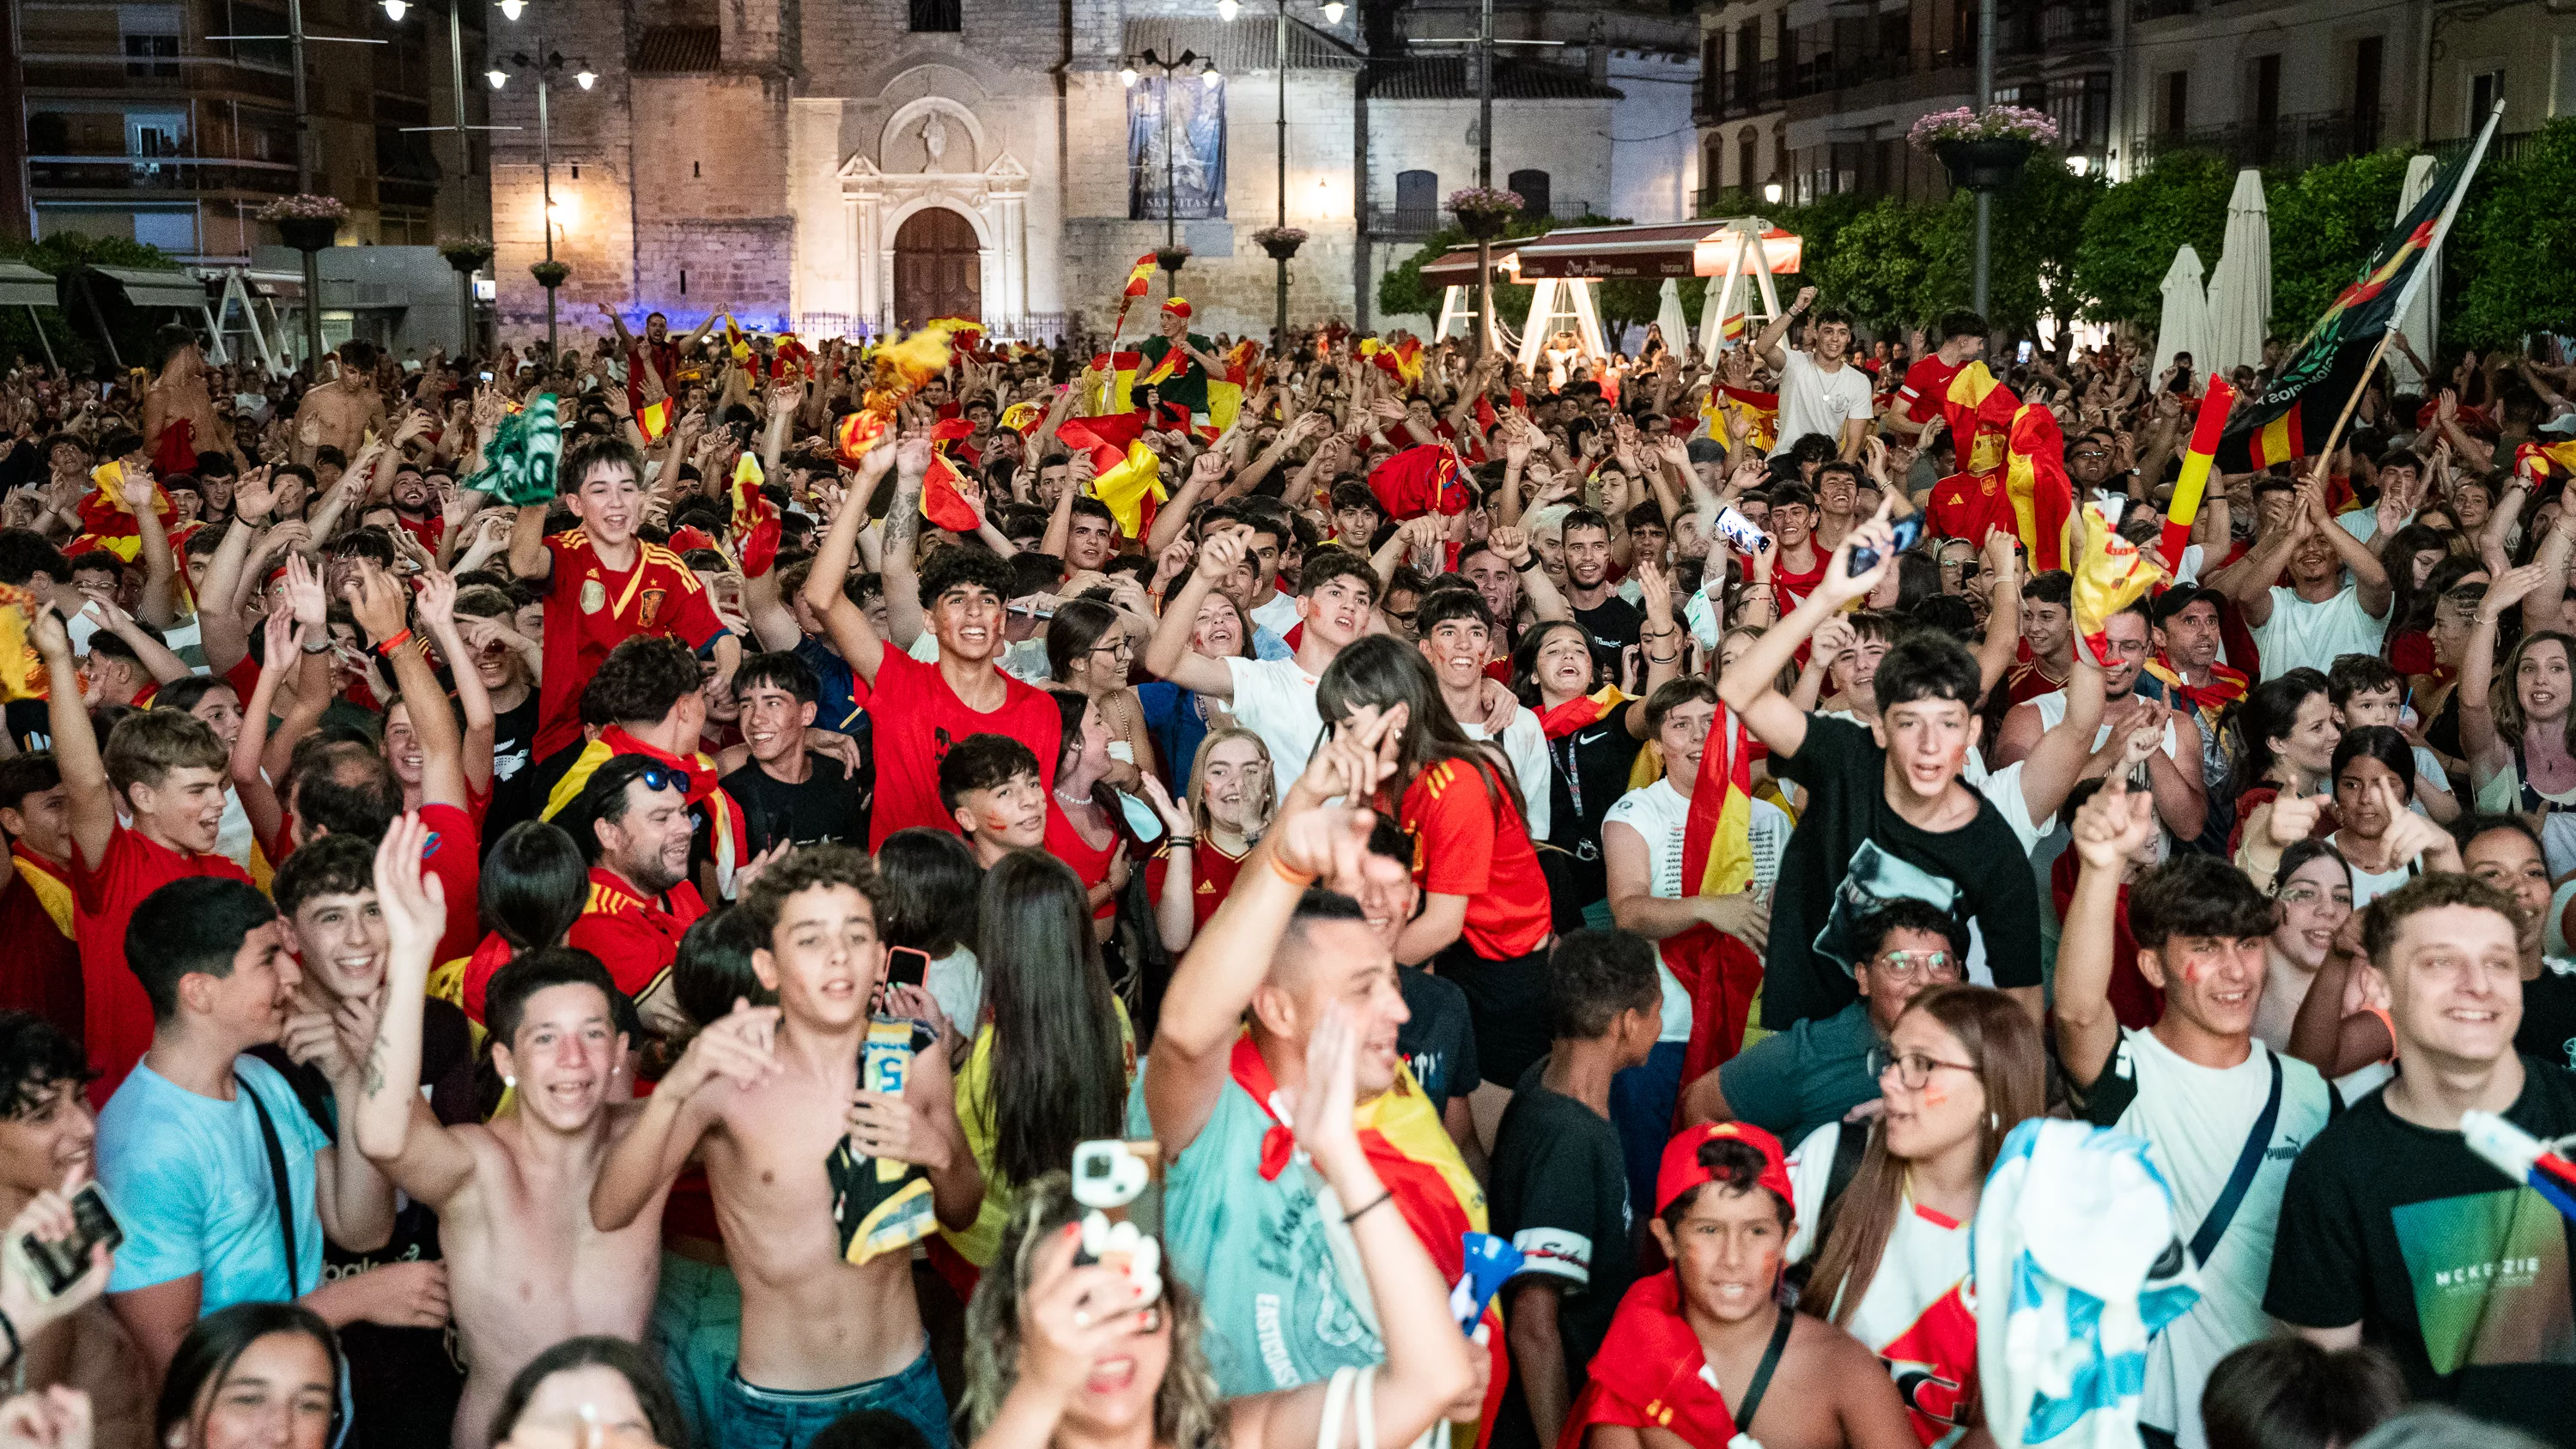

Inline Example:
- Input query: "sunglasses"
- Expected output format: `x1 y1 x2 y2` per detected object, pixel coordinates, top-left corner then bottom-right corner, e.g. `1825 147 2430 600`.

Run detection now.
629 763 684 795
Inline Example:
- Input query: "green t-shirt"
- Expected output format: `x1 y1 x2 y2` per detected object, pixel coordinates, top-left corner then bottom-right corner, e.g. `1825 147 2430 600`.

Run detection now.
1137 332 1214 412
1716 998 1879 1147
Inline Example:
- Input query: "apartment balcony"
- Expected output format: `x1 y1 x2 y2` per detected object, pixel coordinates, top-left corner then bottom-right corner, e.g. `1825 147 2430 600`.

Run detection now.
1367 195 1595 242
28 154 299 197
2131 108 2377 173
1999 1 2112 53
1783 46 1918 100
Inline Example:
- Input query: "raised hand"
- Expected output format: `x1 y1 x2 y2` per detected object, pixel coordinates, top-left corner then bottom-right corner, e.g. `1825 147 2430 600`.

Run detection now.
342 563 410 644
1296 702 1406 811
2267 791 2328 847
282 549 329 628
2070 776 2160 872
372 814 450 964
662 997 783 1100
847 1085 947 1169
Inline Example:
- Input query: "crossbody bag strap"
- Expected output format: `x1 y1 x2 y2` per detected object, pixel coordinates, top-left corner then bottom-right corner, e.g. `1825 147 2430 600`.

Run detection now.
1732 1305 1796 1435
243 1076 302 1299
2189 1051 2284 1269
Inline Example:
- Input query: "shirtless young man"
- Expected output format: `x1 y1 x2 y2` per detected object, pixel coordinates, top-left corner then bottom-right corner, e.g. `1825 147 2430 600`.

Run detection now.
143 324 222 464
353 817 678 1448
590 843 980 1449
292 339 390 464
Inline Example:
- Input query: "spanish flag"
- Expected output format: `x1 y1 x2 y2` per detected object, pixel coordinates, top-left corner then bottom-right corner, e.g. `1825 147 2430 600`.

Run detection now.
2002 398 2075 573
1539 685 1626 739
1670 704 1765 1071
1139 347 1186 391
634 397 672 443
1702 386 1778 452
730 454 781 579
1091 441 1165 538
920 448 981 535
997 400 1045 437
2069 500 2160 667
0 583 39 702
1364 336 1425 391
2517 439 2576 481
1121 254 1156 300
1088 351 1145 415
73 461 176 563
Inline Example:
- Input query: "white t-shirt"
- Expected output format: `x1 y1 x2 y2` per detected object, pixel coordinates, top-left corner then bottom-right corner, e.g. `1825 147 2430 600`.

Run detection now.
2248 584 2387 681
1224 655 1324 785
1767 349 1875 458
1785 1120 1976 1447
2076 1030 2334 1449
1600 779 1698 1044
2325 831 2415 909
1249 588 1303 639
1463 708 1552 840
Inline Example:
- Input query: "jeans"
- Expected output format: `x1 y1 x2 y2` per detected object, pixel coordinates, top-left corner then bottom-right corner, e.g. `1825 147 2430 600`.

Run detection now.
651 1252 744 1449
712 1343 950 1449
1608 1040 1689 1225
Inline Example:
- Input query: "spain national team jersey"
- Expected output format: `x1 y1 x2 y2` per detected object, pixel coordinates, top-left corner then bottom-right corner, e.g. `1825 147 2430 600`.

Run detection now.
1896 354 1967 425
534 530 729 759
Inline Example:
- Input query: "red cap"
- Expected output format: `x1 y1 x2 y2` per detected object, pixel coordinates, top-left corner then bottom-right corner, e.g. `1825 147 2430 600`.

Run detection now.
1656 1122 1795 1218
1162 297 1192 318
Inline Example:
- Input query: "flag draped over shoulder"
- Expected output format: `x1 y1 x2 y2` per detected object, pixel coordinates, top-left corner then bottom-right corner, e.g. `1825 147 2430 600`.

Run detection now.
463 393 563 506
2216 111 2498 471
1931 363 2073 570
1668 705 1765 1081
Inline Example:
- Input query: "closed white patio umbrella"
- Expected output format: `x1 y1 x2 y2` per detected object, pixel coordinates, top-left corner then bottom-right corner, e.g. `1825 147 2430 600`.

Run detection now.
1655 279 1689 360
2153 245 2215 389
2205 168 2272 379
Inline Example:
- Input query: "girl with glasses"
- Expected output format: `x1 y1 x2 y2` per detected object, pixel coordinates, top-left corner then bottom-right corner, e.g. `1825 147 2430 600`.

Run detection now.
2257 838 2354 1055
1781 985 2046 1447
1046 597 1154 793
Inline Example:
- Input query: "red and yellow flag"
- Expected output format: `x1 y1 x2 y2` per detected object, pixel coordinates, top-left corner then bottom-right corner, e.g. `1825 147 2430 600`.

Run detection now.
1703 386 1778 452
2003 400 2076 573
634 397 672 443
1121 255 1157 300
0 583 39 701
997 400 1045 437
1671 705 1765 1075
2517 439 2576 481
729 454 781 579
920 449 981 535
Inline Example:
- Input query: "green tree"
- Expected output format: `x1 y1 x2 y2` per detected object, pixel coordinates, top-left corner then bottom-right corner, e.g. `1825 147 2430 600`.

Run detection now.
2265 149 2413 342
1919 155 2102 334
2448 117 2576 349
2073 149 2233 325
1807 197 1939 328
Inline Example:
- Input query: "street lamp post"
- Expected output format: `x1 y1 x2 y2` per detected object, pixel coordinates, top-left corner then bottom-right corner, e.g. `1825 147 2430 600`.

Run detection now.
1972 0 1995 316
1414 4 1559 359
388 0 512 353
1222 0 1344 354
489 45 593 361
1125 48 1213 297
207 7 386 367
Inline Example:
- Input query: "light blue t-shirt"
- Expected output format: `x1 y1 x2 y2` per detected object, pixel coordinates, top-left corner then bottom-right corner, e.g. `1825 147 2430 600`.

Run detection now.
98 1056 328 1306
1126 1074 1380 1397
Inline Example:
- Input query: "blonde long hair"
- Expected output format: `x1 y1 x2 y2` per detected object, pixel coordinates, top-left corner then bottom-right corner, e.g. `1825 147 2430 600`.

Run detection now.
1186 724 1277 842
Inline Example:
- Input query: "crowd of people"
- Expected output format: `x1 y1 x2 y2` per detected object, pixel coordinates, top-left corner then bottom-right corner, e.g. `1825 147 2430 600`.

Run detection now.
0 283 2571 1449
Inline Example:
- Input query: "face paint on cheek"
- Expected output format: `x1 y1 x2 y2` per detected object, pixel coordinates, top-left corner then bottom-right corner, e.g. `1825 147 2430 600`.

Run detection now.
1922 1085 1949 1109
2181 955 2220 985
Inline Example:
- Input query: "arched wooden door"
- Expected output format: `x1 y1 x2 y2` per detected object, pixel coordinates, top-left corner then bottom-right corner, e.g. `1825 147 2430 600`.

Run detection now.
892 208 981 329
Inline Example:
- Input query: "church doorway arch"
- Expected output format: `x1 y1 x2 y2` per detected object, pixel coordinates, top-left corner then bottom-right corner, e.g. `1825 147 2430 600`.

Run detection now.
891 207 981 328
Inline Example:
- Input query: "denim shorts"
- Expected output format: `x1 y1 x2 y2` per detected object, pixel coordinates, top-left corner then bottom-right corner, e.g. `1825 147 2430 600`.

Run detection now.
714 1342 950 1449
650 1252 744 1448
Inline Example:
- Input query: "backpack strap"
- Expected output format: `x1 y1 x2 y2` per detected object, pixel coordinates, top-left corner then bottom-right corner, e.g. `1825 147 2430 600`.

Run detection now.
243 1074 303 1299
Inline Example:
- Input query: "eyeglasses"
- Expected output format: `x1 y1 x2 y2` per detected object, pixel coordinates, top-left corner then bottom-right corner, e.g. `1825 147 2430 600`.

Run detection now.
1093 640 1135 660
1868 949 1961 983
1870 1047 1979 1090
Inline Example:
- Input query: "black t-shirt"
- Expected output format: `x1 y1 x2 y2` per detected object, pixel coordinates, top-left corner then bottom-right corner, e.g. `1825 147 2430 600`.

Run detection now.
1544 705 1646 919
1571 594 1643 691
722 755 866 855
2519 969 2576 1074
251 998 477 1449
1762 714 2041 1028
2265 1058 2576 1446
482 693 544 841
1487 1059 1636 1449
1397 966 1479 1119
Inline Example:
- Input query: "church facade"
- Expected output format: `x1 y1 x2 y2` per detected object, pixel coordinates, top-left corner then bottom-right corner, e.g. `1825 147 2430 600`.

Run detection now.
486 0 1694 346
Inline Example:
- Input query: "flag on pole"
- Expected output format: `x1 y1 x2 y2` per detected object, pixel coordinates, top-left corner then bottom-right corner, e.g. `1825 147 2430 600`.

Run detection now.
1668 705 1766 1076
2217 104 2504 471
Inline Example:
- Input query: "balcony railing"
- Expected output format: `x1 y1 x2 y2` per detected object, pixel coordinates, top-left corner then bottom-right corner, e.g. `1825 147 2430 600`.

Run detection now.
29 155 297 196
2130 0 2193 19
2130 108 2371 173
1369 204 1442 240
1783 46 1917 100
1699 58 1783 121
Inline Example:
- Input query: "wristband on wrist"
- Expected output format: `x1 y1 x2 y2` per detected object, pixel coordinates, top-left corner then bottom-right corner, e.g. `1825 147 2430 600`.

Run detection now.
1268 854 1317 888
371 627 414 658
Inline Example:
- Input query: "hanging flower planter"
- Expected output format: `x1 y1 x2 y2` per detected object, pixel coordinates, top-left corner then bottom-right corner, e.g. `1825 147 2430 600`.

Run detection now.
1252 226 1308 261
1154 245 1193 276
1909 106 2057 192
259 194 347 252
1448 186 1525 240
530 259 571 289
438 237 496 273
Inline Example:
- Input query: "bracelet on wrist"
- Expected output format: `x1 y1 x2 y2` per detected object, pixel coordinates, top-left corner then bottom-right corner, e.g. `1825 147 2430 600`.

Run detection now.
1268 854 1317 888
370 627 414 658
1342 1188 1395 1226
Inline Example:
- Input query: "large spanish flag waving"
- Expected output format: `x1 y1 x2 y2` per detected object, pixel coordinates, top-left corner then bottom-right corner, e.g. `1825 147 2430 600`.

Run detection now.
1938 363 2074 570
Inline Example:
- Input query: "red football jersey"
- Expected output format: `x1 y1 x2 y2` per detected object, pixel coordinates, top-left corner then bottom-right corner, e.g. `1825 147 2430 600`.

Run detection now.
1400 757 1552 960
534 530 729 759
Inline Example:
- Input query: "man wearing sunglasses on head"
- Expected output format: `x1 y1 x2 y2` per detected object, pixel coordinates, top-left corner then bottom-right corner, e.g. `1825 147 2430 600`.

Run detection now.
1679 898 1966 1149
2060 779 2334 1449
562 755 708 1014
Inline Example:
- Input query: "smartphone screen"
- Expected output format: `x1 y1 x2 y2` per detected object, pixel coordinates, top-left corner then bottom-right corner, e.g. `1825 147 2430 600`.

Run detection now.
885 947 930 990
18 1184 121 1298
